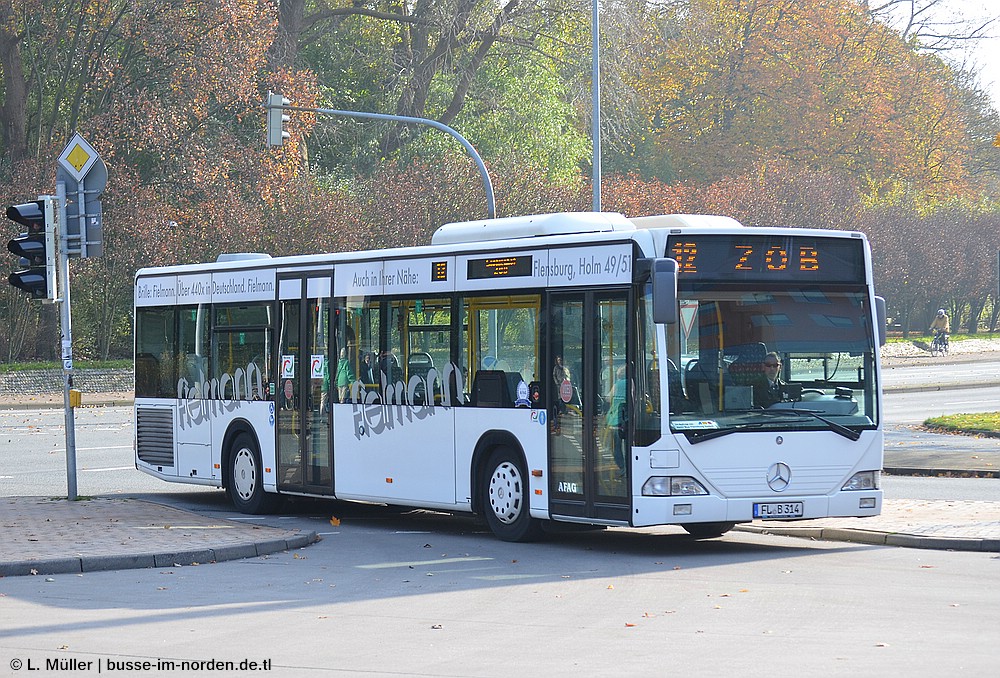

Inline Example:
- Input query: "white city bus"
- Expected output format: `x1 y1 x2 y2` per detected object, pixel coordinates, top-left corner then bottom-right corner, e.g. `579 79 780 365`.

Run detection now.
134 212 885 541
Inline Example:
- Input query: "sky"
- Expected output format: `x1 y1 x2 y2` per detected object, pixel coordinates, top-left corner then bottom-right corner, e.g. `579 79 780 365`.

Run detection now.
926 0 1000 108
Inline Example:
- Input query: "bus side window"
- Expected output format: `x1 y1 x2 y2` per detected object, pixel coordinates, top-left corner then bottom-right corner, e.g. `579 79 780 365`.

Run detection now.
136 353 161 398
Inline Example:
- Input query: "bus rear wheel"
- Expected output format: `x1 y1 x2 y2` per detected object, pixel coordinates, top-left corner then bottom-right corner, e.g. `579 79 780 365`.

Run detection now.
481 447 543 542
682 522 736 539
227 432 279 514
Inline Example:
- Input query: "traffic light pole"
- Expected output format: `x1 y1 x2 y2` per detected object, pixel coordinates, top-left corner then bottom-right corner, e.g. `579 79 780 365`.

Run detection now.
55 183 78 500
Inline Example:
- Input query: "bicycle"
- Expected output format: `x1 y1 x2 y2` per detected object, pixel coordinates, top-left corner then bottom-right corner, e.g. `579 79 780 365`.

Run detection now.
930 330 949 357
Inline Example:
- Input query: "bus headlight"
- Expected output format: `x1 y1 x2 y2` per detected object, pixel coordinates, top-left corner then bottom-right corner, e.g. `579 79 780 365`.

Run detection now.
842 471 880 491
642 476 709 497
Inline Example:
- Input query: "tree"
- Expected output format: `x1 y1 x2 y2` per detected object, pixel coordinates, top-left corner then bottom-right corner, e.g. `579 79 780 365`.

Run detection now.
273 1 596 178
636 0 980 201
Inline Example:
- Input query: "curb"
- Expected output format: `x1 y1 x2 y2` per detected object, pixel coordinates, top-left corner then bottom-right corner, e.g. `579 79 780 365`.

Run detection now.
0 531 319 578
735 524 1000 553
884 466 1000 479
882 381 1000 394
0 398 134 411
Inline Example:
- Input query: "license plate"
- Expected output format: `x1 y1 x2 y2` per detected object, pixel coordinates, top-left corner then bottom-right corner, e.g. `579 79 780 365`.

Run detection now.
753 502 804 519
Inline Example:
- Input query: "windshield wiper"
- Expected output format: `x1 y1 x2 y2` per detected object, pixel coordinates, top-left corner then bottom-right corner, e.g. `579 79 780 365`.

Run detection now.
758 408 861 441
685 422 763 445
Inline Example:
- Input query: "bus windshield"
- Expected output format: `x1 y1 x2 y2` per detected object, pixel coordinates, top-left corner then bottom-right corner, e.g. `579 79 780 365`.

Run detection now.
667 286 878 440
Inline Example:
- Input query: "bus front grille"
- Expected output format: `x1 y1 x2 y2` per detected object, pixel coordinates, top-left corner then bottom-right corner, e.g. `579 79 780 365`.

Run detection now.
136 407 175 466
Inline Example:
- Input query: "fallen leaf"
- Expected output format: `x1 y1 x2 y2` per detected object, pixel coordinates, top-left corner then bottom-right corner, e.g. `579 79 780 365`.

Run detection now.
625 623 636 627
329 516 341 527
607 584 614 590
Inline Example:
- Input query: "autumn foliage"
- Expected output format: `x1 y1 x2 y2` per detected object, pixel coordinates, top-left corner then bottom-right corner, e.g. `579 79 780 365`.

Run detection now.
1 0 998 361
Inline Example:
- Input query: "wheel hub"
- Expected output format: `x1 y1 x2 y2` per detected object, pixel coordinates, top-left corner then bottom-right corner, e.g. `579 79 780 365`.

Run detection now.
489 461 522 524
232 448 256 501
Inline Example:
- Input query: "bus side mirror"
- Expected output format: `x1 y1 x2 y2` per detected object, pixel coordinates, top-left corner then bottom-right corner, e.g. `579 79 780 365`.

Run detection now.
875 296 887 346
652 258 678 325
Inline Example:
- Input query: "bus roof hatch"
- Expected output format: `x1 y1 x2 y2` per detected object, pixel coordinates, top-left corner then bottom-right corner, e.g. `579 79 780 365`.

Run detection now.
431 212 635 245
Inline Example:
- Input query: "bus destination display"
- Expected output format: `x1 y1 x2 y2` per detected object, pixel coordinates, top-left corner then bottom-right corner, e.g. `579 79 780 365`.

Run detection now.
467 255 532 280
667 235 865 283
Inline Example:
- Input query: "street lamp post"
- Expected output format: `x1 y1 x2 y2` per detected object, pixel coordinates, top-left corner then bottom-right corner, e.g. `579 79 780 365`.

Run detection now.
592 0 601 212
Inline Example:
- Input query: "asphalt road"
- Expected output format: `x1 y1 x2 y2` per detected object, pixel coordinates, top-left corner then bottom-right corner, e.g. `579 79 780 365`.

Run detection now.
2 492 998 676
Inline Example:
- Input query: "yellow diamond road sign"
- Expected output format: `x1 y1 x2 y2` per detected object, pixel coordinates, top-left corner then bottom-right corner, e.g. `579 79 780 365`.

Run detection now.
58 133 99 181
66 145 91 172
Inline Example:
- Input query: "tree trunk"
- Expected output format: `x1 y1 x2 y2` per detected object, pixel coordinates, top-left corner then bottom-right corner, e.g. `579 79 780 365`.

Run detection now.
0 5 29 162
269 0 304 71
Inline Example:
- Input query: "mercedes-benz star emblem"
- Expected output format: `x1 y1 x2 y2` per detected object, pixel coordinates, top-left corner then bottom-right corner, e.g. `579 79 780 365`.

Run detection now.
766 462 791 492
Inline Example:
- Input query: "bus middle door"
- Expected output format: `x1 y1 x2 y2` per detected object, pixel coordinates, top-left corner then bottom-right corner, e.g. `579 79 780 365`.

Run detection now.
276 274 333 495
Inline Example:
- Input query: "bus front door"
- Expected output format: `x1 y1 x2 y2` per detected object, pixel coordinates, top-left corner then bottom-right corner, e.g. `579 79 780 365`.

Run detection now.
276 275 333 495
549 291 630 523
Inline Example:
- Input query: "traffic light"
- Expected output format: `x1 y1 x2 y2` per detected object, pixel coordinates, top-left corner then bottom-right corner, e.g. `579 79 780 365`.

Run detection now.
6 197 57 300
266 91 290 147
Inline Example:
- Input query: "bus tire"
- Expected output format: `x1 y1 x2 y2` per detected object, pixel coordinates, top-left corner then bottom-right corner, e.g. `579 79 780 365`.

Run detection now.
227 432 278 514
682 521 736 539
480 447 543 542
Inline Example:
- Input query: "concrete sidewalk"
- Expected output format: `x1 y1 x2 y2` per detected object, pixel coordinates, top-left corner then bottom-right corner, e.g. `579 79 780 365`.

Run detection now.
0 496 317 578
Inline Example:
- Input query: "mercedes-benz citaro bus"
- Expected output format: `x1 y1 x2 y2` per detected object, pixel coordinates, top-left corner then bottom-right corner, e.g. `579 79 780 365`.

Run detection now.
134 212 885 541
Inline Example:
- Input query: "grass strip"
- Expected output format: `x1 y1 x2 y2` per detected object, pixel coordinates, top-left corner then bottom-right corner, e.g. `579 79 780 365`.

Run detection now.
924 412 1000 435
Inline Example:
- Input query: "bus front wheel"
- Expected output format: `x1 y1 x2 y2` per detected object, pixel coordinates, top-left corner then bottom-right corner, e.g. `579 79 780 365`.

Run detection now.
682 522 736 539
481 447 543 542
227 432 278 514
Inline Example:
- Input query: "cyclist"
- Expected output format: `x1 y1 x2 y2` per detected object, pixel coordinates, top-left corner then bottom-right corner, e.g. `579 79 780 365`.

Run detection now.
929 308 950 352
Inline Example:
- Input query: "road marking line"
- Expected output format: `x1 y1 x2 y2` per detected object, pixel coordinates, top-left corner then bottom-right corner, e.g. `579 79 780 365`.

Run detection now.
357 556 493 569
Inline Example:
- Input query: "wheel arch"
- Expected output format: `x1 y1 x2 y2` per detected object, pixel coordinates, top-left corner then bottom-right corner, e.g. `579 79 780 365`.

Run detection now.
220 418 261 491
469 429 528 516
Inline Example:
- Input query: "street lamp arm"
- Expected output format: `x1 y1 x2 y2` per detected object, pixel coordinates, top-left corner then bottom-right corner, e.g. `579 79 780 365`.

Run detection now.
284 105 496 220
